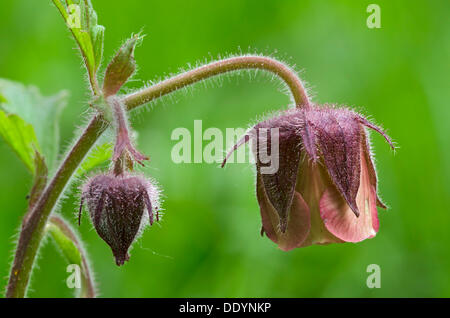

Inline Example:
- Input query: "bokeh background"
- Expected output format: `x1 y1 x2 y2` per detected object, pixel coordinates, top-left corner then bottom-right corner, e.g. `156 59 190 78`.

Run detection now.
1 0 449 297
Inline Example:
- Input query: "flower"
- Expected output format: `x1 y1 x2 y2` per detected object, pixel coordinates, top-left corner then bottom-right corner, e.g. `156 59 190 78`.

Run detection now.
79 173 160 265
222 105 394 251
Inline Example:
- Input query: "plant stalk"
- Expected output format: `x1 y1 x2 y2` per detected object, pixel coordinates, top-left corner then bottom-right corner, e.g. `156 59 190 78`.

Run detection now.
125 56 310 110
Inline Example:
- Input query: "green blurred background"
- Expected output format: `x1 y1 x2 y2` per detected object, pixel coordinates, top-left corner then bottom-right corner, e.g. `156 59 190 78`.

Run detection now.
1 0 449 297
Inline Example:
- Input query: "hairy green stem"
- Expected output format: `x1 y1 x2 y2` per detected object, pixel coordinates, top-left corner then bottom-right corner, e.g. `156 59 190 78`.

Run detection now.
6 55 309 297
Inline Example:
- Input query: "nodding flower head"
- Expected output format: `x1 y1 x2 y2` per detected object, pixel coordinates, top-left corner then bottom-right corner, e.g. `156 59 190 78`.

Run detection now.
223 105 395 251
79 173 160 265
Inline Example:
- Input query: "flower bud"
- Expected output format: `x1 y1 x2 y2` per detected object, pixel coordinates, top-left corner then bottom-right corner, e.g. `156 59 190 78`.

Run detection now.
79 173 160 265
103 34 142 97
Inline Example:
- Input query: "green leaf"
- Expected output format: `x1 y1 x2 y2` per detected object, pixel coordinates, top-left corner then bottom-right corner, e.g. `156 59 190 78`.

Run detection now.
47 219 82 265
0 78 67 171
52 0 105 95
46 215 96 297
75 142 112 177
92 25 105 71
0 111 39 173
103 33 143 97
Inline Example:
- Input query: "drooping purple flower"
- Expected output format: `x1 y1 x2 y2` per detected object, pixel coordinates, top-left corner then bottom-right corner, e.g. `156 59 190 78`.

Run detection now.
79 173 160 265
223 105 394 251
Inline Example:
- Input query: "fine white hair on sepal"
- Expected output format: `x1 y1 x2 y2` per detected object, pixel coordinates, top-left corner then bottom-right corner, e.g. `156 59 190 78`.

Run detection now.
79 171 164 265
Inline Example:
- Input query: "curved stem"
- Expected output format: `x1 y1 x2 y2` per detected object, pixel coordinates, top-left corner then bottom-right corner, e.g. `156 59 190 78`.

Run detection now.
124 55 310 110
6 55 309 297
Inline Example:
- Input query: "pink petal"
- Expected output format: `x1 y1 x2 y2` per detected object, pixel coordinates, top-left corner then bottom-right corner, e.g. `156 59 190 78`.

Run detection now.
295 158 344 247
319 149 379 242
257 175 310 251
